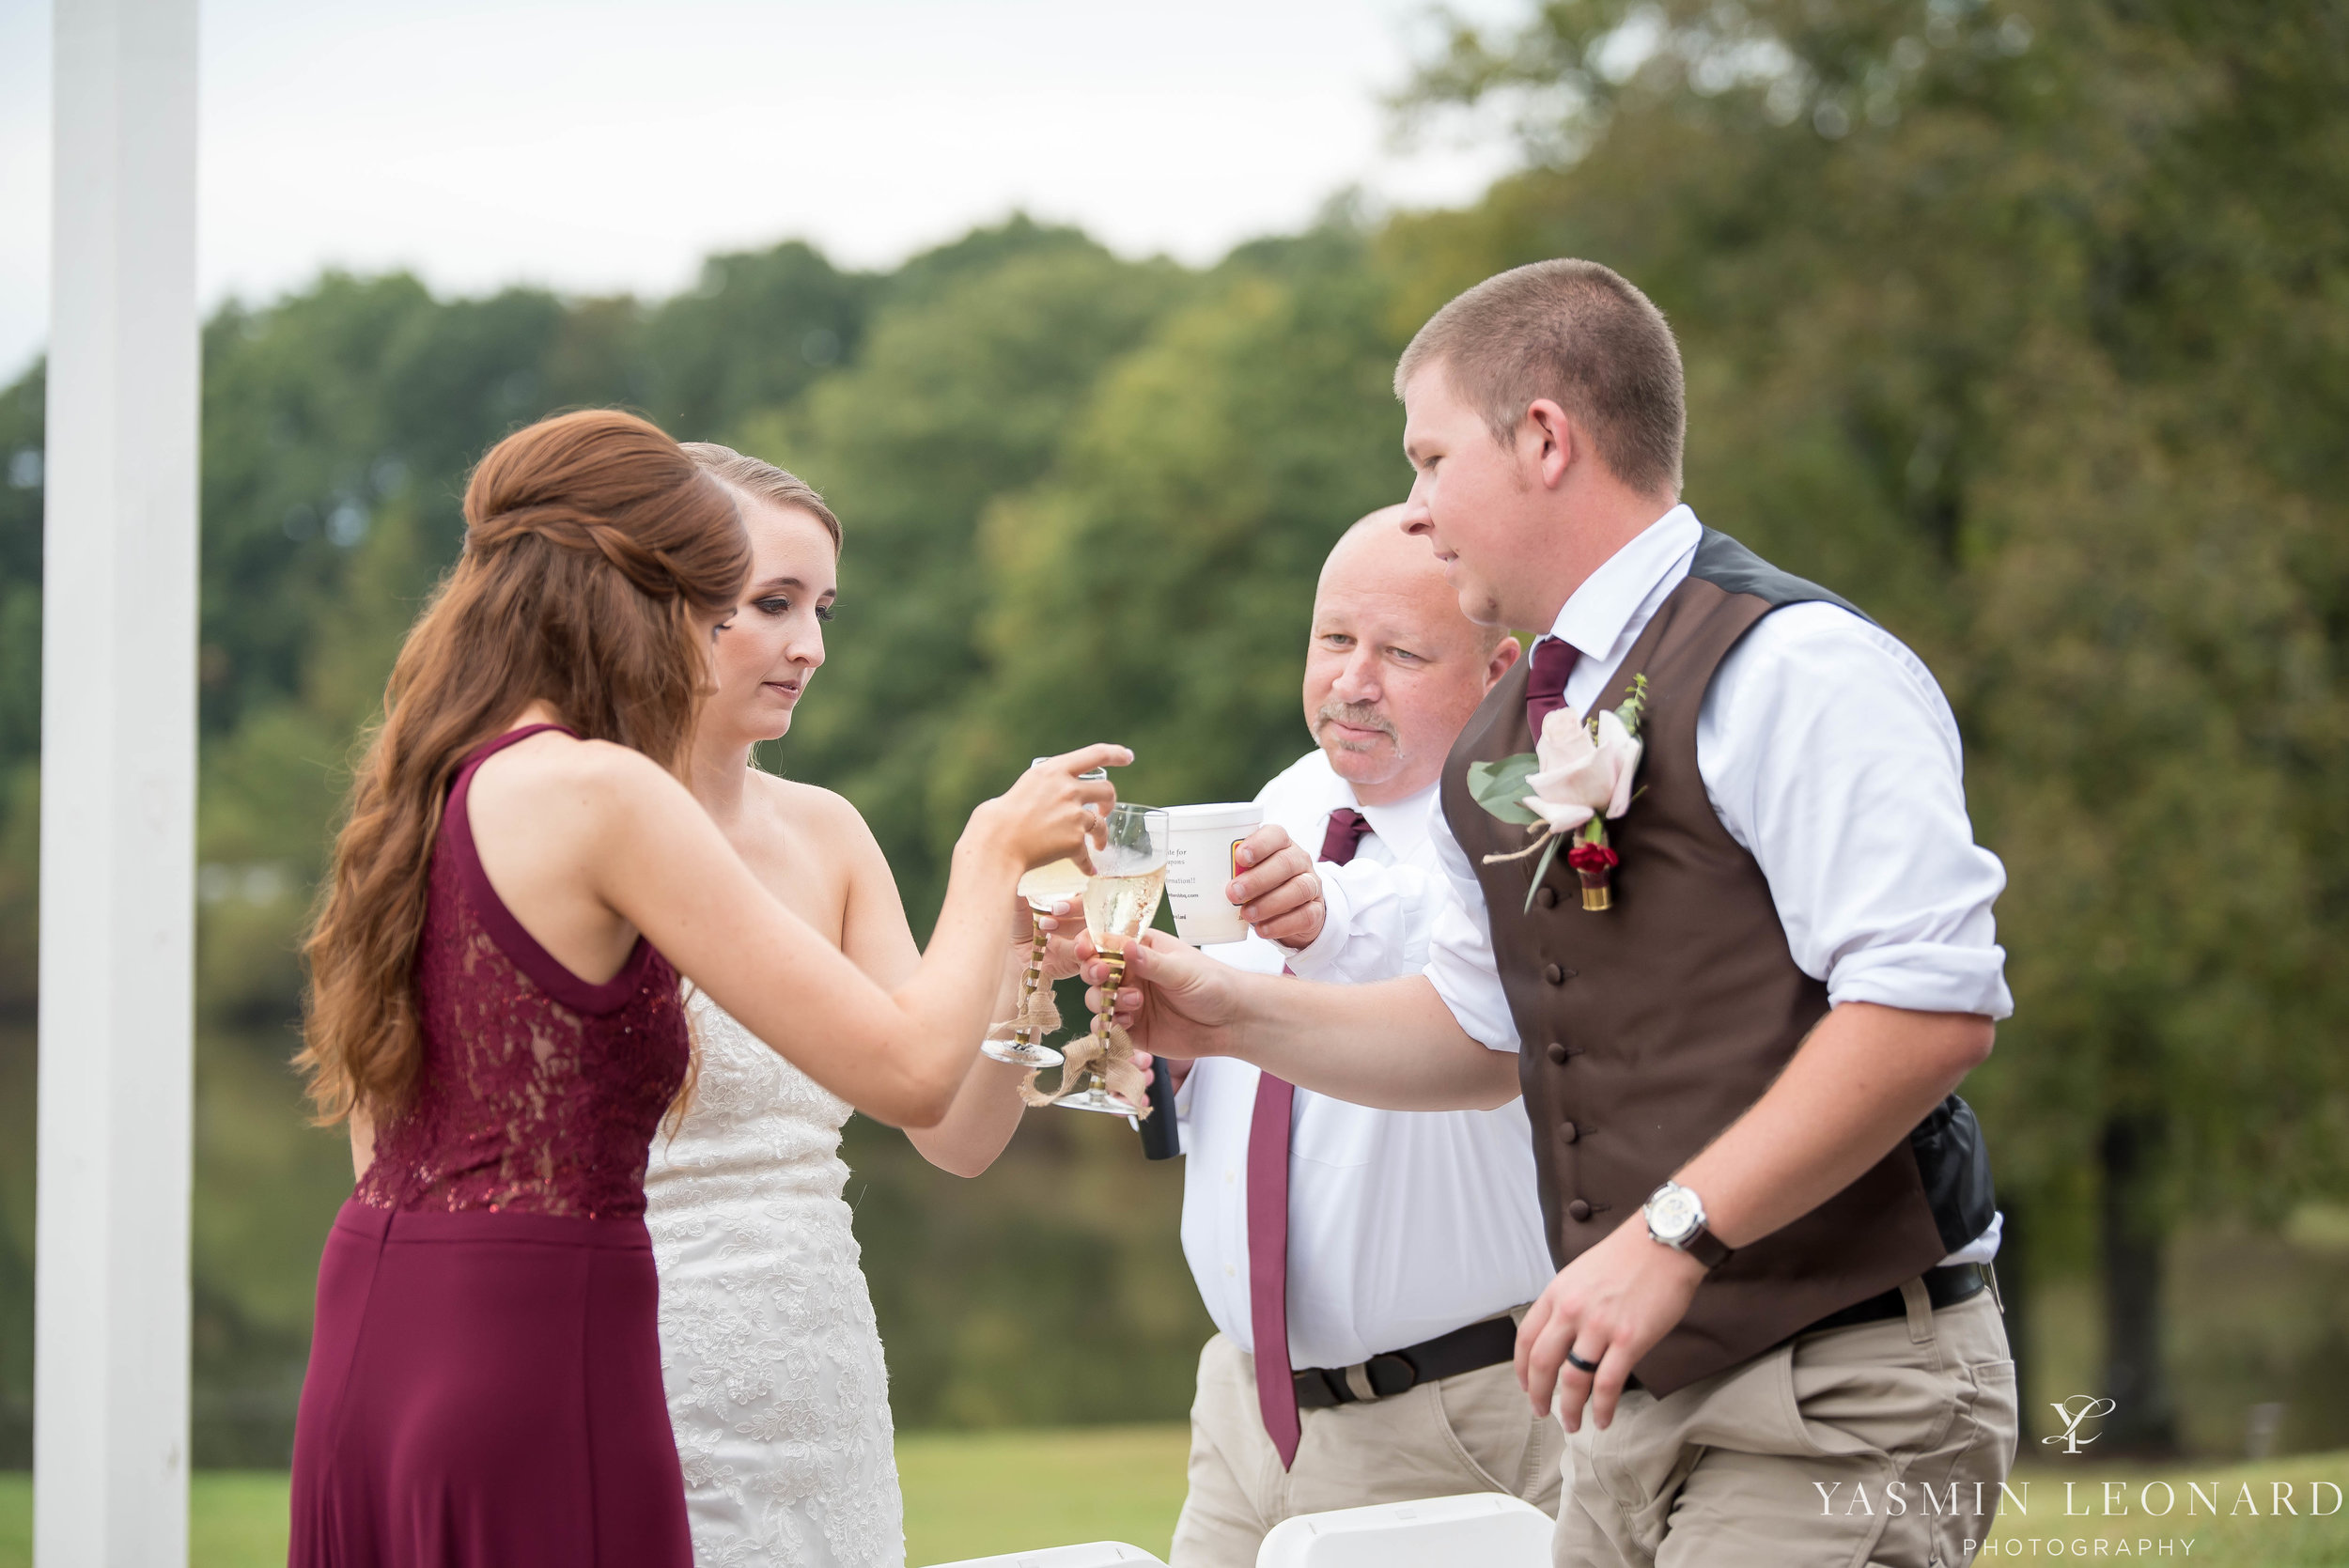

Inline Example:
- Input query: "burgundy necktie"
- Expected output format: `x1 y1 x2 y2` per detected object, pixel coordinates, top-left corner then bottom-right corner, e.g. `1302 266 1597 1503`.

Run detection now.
1248 809 1374 1468
1246 1072 1300 1467
1317 806 1373 868
1525 635 1579 742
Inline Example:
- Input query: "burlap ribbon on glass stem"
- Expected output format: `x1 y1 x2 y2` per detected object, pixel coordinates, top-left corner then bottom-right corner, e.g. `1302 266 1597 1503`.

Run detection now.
1015 940 1152 1114
983 921 1058 1054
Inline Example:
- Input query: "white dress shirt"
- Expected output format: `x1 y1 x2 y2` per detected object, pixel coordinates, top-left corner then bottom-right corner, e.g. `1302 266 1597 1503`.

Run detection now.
1177 749 1558 1370
1420 504 2010 1265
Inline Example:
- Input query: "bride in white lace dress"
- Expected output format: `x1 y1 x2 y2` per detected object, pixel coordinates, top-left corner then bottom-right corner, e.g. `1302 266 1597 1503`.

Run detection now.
646 446 1079 1567
650 994 899 1564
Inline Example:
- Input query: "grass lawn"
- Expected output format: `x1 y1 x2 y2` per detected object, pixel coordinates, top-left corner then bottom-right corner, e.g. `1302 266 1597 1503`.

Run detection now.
8 1439 2342 1565
1 1469 298 1568
0 1423 1191 1567
898 1424 1190 1562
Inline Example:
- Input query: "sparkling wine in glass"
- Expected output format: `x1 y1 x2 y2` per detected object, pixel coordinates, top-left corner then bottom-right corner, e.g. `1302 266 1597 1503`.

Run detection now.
979 762 1105 1068
983 857 1089 1068
1058 802 1169 1115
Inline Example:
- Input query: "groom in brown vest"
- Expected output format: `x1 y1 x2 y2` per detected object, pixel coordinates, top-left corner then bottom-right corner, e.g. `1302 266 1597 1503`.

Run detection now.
1092 259 2019 1566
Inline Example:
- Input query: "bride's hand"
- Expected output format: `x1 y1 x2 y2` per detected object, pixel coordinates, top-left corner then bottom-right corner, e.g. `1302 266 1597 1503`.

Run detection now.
964 744 1128 872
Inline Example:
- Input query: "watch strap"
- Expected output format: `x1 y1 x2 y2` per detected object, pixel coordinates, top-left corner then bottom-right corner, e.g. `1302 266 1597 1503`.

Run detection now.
1683 1225 1732 1270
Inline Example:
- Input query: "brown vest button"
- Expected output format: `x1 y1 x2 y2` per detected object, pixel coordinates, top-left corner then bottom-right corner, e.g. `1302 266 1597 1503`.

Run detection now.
1536 885 1560 908
1559 1121 1579 1143
1543 963 1565 985
1566 1198 1593 1221
1545 1041 1569 1064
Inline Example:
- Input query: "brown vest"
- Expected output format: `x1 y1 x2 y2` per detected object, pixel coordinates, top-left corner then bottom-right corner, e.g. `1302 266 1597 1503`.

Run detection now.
1439 529 1993 1395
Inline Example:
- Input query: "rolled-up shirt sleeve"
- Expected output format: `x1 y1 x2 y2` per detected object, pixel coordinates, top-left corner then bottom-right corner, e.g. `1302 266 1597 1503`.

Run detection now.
1282 856 1436 985
1423 798 1523 1052
1701 603 2013 1019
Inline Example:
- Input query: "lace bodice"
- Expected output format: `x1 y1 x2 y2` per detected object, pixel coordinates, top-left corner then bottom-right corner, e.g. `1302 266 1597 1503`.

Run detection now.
356 725 691 1219
651 991 857 1204
646 994 904 1567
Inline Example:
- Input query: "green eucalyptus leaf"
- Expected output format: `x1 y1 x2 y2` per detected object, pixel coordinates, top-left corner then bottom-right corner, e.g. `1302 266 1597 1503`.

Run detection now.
1469 753 1544 825
1522 831 1566 914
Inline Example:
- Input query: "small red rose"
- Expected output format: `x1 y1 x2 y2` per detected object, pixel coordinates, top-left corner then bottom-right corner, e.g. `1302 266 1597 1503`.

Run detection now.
1565 842 1620 874
1565 837 1621 911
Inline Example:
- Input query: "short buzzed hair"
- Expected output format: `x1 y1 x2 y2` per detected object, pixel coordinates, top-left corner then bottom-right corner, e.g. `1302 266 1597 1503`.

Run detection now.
1328 507 1511 657
1395 259 1685 498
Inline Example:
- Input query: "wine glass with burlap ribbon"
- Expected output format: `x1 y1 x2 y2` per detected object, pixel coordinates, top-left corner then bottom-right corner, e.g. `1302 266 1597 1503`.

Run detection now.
1019 801 1166 1116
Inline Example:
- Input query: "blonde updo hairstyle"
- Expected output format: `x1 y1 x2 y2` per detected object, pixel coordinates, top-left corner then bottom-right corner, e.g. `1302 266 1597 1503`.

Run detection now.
679 442 842 549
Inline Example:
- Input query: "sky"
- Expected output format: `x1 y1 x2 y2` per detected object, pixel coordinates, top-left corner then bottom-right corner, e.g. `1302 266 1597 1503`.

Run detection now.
0 0 1529 381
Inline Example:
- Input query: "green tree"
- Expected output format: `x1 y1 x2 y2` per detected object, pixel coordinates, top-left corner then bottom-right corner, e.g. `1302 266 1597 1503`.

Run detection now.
0 363 44 1017
195 273 648 736
641 240 875 440
837 233 1424 1429
946 227 1410 815
733 234 1190 925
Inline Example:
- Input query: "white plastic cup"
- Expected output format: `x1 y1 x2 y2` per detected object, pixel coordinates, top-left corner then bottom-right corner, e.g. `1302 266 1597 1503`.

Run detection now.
1161 802 1267 945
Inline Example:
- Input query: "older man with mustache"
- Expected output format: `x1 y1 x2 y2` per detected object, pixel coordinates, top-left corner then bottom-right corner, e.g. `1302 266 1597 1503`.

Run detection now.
1164 507 1558 1567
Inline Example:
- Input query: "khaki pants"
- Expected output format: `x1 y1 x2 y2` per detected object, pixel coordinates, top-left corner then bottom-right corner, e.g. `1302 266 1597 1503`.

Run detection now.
1555 1283 2017 1568
1171 1328 1564 1568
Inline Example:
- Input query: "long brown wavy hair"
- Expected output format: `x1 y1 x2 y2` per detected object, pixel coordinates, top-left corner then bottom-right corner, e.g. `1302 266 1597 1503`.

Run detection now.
297 409 750 1125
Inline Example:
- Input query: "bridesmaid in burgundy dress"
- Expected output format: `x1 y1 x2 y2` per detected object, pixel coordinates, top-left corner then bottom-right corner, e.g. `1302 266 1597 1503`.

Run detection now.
288 409 1125 1567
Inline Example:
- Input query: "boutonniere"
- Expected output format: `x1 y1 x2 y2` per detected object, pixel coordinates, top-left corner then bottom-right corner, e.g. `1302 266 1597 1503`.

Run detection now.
1468 675 1649 912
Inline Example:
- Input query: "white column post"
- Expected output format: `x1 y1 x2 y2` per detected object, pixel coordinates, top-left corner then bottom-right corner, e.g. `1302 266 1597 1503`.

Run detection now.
36 0 200 1563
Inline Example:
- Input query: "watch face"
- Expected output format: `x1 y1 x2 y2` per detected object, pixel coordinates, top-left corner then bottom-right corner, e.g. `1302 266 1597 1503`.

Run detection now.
1648 1186 1702 1243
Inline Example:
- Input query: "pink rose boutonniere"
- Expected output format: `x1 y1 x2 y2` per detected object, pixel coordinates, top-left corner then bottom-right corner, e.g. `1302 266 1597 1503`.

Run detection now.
1468 674 1649 911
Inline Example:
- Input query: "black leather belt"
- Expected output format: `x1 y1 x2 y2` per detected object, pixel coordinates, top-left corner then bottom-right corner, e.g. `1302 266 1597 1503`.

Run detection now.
1799 1262 1995 1338
1290 1268 1989 1413
1292 1314 1517 1409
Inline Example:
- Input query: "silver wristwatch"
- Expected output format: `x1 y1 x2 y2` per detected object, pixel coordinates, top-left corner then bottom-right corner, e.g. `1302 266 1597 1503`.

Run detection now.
1644 1181 1731 1268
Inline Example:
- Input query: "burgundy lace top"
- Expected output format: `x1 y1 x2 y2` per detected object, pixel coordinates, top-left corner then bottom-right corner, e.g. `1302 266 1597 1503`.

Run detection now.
354 724 690 1219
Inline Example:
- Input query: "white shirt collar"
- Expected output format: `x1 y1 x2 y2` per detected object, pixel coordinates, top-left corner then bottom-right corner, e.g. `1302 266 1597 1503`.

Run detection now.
1546 503 1702 665
1297 750 1437 859
1354 778 1438 857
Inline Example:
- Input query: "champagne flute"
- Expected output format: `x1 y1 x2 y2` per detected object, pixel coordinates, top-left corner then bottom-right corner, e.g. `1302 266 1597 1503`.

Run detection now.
1057 802 1170 1114
980 761 1105 1068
